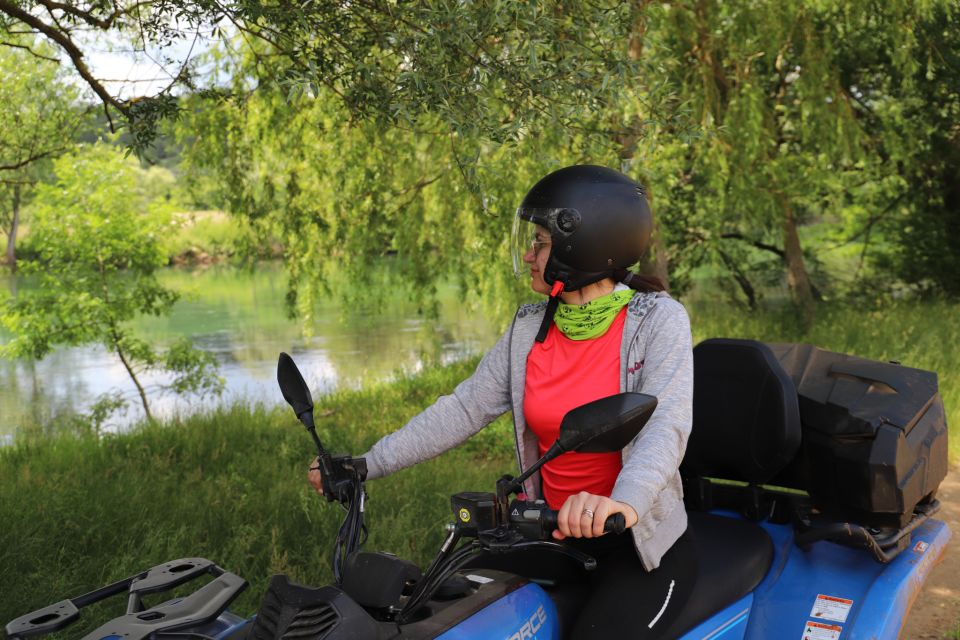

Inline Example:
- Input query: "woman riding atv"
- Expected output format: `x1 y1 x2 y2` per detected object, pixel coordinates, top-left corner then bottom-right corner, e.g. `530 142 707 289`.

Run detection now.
308 165 695 638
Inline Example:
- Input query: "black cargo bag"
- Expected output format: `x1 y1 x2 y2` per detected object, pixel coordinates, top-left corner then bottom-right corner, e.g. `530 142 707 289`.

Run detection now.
766 343 948 528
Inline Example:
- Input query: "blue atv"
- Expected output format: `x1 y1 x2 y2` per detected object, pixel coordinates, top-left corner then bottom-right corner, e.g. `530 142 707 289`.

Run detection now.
6 339 949 639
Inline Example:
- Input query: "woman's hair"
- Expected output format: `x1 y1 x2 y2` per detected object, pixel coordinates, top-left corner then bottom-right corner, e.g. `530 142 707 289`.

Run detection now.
615 268 666 293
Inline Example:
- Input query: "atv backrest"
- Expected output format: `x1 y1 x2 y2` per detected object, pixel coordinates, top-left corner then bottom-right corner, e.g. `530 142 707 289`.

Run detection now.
681 338 802 484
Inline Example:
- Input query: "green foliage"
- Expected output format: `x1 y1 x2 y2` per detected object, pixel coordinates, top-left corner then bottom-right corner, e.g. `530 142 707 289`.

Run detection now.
0 35 88 267
166 0 960 321
2 2 642 153
630 0 959 301
163 337 224 396
856 5 960 294
5 1 960 304
160 211 255 263
175 68 629 323
0 143 223 418
66 392 130 438
0 359 515 639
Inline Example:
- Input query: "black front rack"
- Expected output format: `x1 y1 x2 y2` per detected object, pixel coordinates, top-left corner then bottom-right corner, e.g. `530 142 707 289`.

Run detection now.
5 558 246 640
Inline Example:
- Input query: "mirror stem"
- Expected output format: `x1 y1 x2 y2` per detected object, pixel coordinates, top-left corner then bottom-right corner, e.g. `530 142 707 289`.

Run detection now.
501 441 565 497
299 411 315 430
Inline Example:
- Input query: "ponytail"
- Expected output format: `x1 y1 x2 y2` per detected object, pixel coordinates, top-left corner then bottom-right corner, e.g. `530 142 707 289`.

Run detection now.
615 268 666 293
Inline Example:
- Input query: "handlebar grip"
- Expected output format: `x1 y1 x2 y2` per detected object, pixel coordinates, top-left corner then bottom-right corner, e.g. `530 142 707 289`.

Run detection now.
541 510 627 535
604 513 626 535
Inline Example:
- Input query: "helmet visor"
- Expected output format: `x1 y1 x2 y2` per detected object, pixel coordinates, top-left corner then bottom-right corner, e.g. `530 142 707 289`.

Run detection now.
510 208 551 278
510 210 538 278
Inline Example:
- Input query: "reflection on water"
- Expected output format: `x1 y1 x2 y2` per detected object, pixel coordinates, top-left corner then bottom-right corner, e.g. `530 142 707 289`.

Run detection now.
0 263 501 441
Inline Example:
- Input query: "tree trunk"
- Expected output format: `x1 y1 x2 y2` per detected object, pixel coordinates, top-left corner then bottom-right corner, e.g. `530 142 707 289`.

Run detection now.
618 5 669 290
647 223 670 290
116 341 154 422
782 198 816 327
5 183 19 272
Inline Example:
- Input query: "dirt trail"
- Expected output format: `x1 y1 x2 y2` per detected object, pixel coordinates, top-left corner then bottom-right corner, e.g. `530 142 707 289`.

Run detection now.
901 467 959 639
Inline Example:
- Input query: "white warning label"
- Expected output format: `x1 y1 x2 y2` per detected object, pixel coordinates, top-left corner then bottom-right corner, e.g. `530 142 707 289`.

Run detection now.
803 620 842 640
810 594 853 623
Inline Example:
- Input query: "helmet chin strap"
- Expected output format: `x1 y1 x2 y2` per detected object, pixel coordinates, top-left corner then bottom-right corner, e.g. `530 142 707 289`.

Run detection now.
535 280 566 343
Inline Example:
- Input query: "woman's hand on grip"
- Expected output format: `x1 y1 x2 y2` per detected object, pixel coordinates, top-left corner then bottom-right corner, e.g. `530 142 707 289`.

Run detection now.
307 457 323 495
552 491 638 540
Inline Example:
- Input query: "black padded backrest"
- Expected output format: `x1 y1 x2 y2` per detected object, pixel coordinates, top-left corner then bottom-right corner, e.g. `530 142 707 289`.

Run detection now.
681 338 801 484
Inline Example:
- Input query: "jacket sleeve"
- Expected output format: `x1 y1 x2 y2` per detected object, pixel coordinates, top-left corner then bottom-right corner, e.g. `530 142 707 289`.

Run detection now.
362 324 514 479
609 299 693 522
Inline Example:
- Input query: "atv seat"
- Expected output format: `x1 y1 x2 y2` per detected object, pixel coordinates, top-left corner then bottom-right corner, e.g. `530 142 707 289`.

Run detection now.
663 339 803 637
660 511 773 637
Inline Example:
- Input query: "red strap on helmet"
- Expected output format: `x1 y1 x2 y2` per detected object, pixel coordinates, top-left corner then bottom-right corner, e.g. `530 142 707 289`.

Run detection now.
536 280 566 343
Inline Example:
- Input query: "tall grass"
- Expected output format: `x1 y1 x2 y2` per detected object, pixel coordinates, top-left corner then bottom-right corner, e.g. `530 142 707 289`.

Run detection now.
0 360 515 638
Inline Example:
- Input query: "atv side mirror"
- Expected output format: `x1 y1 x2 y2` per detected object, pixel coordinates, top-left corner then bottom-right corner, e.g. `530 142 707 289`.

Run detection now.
557 393 658 454
277 352 315 428
503 392 658 497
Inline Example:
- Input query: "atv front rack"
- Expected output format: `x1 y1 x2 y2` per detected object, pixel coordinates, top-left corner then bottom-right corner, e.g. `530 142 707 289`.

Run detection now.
5 558 246 640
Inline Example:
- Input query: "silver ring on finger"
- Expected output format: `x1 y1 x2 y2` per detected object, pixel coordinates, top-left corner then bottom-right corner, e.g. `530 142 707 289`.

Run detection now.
582 508 595 519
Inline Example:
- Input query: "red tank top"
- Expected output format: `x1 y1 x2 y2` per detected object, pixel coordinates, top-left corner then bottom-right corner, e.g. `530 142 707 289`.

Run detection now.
523 307 626 510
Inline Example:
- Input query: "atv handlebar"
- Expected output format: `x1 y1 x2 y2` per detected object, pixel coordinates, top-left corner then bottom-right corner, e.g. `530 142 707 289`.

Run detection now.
508 499 626 539
451 494 630 542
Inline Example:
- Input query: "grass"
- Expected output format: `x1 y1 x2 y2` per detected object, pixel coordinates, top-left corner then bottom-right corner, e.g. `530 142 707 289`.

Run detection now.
160 210 252 263
0 359 515 638
1 298 957 636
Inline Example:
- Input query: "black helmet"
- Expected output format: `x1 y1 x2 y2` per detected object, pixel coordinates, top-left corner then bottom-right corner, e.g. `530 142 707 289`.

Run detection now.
511 165 653 291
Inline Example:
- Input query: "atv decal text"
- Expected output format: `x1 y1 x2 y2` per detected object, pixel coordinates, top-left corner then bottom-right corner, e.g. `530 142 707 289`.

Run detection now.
507 604 548 640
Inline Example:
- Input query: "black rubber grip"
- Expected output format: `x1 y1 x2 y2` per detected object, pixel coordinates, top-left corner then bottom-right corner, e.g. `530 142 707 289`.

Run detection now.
605 513 626 535
541 511 627 535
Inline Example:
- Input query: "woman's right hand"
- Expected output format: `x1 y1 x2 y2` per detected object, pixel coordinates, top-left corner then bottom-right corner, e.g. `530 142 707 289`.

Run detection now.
307 457 324 494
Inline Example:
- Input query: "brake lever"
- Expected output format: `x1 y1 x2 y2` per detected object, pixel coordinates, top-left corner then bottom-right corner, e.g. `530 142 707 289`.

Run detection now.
507 540 598 571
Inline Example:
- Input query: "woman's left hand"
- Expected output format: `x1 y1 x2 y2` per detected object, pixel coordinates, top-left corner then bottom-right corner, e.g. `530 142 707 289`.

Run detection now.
552 491 639 540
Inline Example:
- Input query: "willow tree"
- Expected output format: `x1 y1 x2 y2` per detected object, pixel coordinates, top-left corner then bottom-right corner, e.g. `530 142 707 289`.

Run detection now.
621 0 955 320
176 43 628 323
830 3 960 295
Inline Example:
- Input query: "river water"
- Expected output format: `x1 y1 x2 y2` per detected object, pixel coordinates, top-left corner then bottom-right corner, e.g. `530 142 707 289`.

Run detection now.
0 263 502 442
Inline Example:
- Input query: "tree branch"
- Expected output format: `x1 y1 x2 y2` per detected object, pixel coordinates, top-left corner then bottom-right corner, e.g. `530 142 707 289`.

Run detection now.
720 232 786 259
829 191 908 249
0 0 129 122
0 40 59 62
34 0 155 30
35 0 122 29
0 147 68 172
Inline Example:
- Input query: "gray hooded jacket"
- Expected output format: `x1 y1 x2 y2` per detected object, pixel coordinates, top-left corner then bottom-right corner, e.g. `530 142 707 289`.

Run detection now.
364 290 693 570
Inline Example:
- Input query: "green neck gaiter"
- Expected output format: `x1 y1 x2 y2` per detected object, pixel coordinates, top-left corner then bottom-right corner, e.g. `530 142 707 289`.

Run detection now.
554 289 633 340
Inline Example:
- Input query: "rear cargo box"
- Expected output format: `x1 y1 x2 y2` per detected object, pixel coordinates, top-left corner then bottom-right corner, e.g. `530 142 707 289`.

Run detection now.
766 343 948 528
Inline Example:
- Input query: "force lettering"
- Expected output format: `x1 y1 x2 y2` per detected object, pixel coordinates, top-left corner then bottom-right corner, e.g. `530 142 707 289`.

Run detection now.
507 605 548 640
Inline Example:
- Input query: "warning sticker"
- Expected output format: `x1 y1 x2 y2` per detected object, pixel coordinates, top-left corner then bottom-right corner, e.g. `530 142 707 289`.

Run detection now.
810 594 853 623
803 620 843 640
914 541 929 554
